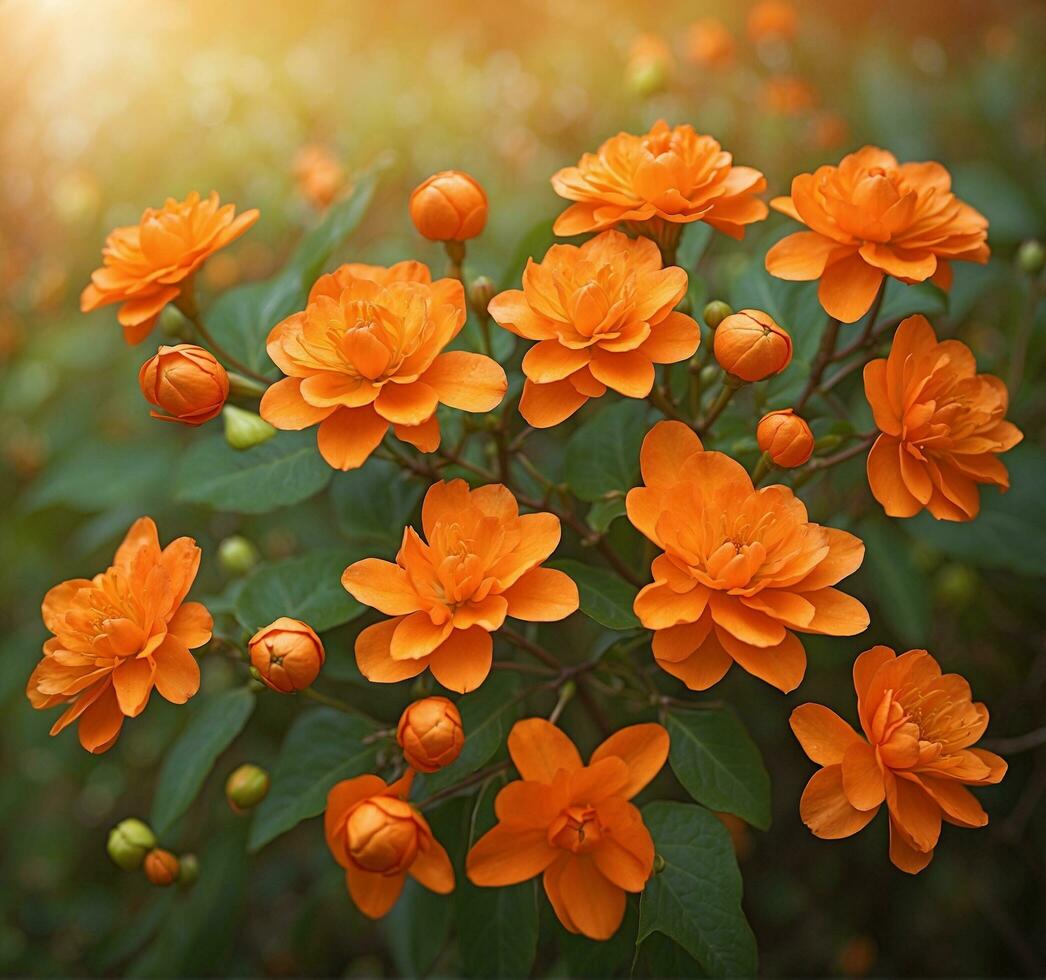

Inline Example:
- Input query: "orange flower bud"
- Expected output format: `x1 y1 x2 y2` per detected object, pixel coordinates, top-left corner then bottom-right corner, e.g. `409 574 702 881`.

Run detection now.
757 409 814 467
713 309 793 382
345 796 421 875
396 697 464 773
138 344 229 425
143 848 180 887
409 171 488 242
248 617 325 693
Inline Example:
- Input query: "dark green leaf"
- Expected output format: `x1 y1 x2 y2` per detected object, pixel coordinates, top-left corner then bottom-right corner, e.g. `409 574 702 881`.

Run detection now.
666 708 771 830
638 801 757 978
151 687 256 835
248 708 378 852
234 550 362 633
175 430 331 514
456 879 539 978
551 558 640 631
330 457 424 559
857 516 931 646
557 899 638 978
565 400 652 502
383 876 453 976
633 931 707 978
586 496 627 534
877 279 947 323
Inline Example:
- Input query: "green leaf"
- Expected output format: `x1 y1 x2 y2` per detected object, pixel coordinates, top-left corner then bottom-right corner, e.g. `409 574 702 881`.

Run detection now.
638 801 757 978
289 171 380 280
175 430 331 514
729 260 823 363
457 879 539 978
586 496 627 534
234 550 362 633
247 708 378 852
557 900 638 978
857 516 931 646
330 457 424 559
634 931 707 978
565 400 652 502
383 876 454 976
151 687 256 835
419 671 521 795
551 558 639 631
906 446 1046 578
877 278 947 323
665 708 771 830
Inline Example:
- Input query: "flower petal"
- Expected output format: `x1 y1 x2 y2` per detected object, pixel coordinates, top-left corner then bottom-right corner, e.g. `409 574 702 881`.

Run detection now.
466 824 559 886
341 559 422 616
799 765 879 839
422 351 507 411
789 703 863 766
317 406 388 470
355 618 429 683
589 723 669 800
502 567 579 622
427 627 492 693
508 717 582 782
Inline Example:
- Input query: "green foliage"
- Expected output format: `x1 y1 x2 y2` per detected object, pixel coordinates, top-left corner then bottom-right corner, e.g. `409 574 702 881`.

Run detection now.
858 516 932 647
175 430 332 514
151 687 256 836
248 708 380 852
666 707 772 830
638 802 757 978
457 880 539 978
565 400 652 501
551 558 640 630
234 550 363 633
330 458 424 559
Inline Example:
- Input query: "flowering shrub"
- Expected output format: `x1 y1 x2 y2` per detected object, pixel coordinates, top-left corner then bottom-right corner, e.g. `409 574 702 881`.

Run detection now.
11 28 1040 970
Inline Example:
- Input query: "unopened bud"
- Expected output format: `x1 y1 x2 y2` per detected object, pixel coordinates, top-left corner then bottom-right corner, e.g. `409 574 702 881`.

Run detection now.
699 363 720 387
757 409 814 468
249 618 325 693
223 405 277 451
1017 239 1045 276
177 853 199 887
397 696 464 773
218 535 260 576
143 848 180 887
468 276 497 319
714 309 793 382
226 763 271 812
702 300 733 330
107 818 157 871
410 171 488 242
653 853 666 874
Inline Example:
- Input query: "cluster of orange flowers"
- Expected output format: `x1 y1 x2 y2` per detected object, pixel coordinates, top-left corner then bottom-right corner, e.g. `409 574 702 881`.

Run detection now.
32 112 1023 936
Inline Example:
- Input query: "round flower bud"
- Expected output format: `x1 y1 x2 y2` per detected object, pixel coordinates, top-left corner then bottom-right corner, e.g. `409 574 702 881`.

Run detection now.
468 276 497 319
1017 239 1045 276
138 344 229 425
702 300 733 330
409 171 488 242
713 309 793 382
177 853 199 887
396 697 464 773
143 848 180 887
225 763 271 812
249 617 325 693
106 818 157 871
223 404 277 451
218 535 260 576
345 797 420 874
757 409 814 468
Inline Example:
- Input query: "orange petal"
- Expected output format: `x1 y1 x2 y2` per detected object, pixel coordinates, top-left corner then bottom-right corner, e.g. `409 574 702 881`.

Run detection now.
409 837 455 894
543 854 579 933
260 377 333 430
567 757 631 805
789 703 863 766
112 657 155 718
466 824 559 886
817 252 884 323
919 776 987 829
708 592 786 648
650 616 713 664
634 581 708 630
791 528 865 592
422 351 507 411
518 377 589 428
886 774 941 853
799 765 879 839
801 588 870 637
639 311 700 365
655 623 733 692
345 865 405 919
556 855 627 941
589 723 669 800
637 419 703 487
888 816 934 874
355 618 429 683
317 406 388 470
521 341 591 383
393 413 441 453
717 627 807 693
114 516 161 569
167 601 213 649
374 382 439 426
391 612 453 661
765 231 839 281
77 684 125 754
501 567 579 622
341 559 422 616
853 644 896 701
866 435 923 518
151 635 201 704
508 717 582 782
841 741 885 811
591 797 654 891
325 774 387 864
427 627 492 693
588 348 655 398
494 779 567 828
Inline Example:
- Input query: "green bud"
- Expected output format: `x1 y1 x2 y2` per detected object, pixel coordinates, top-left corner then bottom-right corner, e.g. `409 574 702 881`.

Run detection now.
107 818 157 871
226 763 270 812
223 405 277 451
652 853 666 874
177 853 199 887
1017 239 1045 276
468 276 497 318
627 60 668 98
218 535 260 576
699 363 720 387
702 300 733 330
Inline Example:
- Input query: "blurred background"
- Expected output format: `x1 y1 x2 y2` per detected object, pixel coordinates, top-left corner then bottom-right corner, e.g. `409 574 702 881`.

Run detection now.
2 0 1044 976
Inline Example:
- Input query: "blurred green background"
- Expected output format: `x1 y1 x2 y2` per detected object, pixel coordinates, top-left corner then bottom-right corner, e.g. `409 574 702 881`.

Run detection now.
2 0 1044 976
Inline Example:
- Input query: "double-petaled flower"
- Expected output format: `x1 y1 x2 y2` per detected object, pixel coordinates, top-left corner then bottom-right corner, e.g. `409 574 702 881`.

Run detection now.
81 191 258 344
864 315 1022 521
626 422 869 693
260 262 507 470
487 231 700 428
791 646 1006 873
342 480 579 693
467 719 668 941
550 120 767 242
766 147 989 322
26 518 212 753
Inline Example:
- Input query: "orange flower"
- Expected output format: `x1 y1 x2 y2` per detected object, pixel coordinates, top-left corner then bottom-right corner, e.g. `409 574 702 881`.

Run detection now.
864 315 1022 521
757 409 814 467
766 147 989 323
143 849 180 887
466 719 668 940
81 191 259 344
747 0 797 42
625 34 674 95
397 696 464 773
626 422 868 693
259 262 507 470
248 618 325 693
487 231 699 428
713 308 793 381
138 344 229 425
293 143 346 210
409 171 488 242
325 770 454 918
550 120 768 242
685 19 735 69
790 646 1006 873
343 480 579 693
762 75 816 116
26 517 212 753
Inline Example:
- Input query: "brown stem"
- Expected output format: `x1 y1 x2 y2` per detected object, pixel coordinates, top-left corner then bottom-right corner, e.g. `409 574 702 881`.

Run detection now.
696 377 741 436
795 314 841 412
417 760 511 810
792 432 876 488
